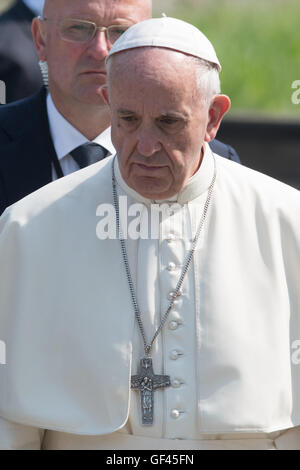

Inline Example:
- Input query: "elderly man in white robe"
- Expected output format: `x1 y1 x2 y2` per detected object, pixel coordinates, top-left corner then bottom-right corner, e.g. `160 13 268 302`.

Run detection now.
0 17 300 450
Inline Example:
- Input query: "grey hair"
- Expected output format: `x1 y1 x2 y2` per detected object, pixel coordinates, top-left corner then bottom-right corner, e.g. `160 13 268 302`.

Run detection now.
188 56 221 105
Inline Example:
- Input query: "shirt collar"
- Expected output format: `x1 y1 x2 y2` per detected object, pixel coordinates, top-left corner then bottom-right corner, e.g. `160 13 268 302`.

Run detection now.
114 142 216 206
46 93 115 160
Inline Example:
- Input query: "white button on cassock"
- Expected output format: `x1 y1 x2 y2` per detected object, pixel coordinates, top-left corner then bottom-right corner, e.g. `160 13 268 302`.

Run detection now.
169 350 183 360
167 233 176 244
168 320 179 330
171 379 182 388
171 409 181 419
168 290 182 301
168 291 176 301
167 262 176 272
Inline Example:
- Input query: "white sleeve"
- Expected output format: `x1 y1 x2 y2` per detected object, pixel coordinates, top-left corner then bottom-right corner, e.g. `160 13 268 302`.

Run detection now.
0 416 45 450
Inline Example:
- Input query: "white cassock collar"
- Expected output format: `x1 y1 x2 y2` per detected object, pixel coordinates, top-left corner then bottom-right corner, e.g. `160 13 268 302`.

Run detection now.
114 142 215 206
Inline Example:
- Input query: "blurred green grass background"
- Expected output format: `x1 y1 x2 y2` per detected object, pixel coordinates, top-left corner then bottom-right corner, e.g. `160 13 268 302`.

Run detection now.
1 0 299 117
153 0 300 117
0 0 11 12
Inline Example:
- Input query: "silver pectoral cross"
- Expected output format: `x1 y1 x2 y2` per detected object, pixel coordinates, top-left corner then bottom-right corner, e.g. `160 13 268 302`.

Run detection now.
131 357 171 425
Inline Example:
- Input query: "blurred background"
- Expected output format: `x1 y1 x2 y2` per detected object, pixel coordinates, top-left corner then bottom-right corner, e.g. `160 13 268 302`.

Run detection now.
1 0 299 187
153 0 300 118
153 0 300 188
0 0 11 11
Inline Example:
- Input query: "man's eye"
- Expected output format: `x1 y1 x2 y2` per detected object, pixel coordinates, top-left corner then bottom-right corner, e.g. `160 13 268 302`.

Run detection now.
157 116 187 132
109 26 129 36
120 115 137 122
70 25 85 30
159 117 180 126
67 24 89 33
62 23 93 40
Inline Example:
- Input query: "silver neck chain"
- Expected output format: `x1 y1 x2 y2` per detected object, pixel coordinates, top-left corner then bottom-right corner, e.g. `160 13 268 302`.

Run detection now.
112 155 217 357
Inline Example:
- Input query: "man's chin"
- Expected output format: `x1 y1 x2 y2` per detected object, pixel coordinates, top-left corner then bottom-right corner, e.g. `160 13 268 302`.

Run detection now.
130 181 177 201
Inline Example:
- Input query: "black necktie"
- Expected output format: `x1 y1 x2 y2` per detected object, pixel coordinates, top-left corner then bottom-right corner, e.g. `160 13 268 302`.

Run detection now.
70 143 108 169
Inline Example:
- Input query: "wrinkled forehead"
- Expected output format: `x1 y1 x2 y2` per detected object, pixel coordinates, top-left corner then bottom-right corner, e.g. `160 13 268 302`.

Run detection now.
44 0 152 22
107 47 194 87
107 48 200 110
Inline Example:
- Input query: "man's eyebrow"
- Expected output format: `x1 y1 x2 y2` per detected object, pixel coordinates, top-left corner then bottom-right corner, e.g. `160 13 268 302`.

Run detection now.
159 111 189 119
117 108 136 115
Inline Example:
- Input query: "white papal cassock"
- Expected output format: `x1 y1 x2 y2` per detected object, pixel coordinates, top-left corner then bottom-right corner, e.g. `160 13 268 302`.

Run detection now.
0 144 300 450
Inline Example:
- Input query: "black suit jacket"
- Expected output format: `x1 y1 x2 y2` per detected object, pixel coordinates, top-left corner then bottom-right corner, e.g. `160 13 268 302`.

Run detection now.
0 87 59 214
0 0 43 102
0 87 240 216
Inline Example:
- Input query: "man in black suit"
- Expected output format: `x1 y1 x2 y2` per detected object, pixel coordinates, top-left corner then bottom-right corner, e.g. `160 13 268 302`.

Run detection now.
0 0 44 102
0 0 240 216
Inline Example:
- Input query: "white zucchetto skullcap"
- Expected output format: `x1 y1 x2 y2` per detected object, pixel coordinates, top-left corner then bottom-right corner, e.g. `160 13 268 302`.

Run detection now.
107 17 221 72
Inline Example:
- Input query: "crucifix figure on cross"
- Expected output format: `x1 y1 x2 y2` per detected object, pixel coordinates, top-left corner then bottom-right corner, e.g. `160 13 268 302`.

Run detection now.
131 357 171 425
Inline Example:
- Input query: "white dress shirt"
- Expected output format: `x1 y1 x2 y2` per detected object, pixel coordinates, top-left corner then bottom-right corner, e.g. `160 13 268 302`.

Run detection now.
46 93 115 180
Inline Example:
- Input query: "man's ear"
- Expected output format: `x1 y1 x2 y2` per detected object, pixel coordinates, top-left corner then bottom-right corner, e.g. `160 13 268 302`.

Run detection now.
204 95 231 142
32 17 47 61
100 85 110 106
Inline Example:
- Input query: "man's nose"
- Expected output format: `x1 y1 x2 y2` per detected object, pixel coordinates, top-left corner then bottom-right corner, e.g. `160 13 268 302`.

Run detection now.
86 30 110 59
136 128 162 157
